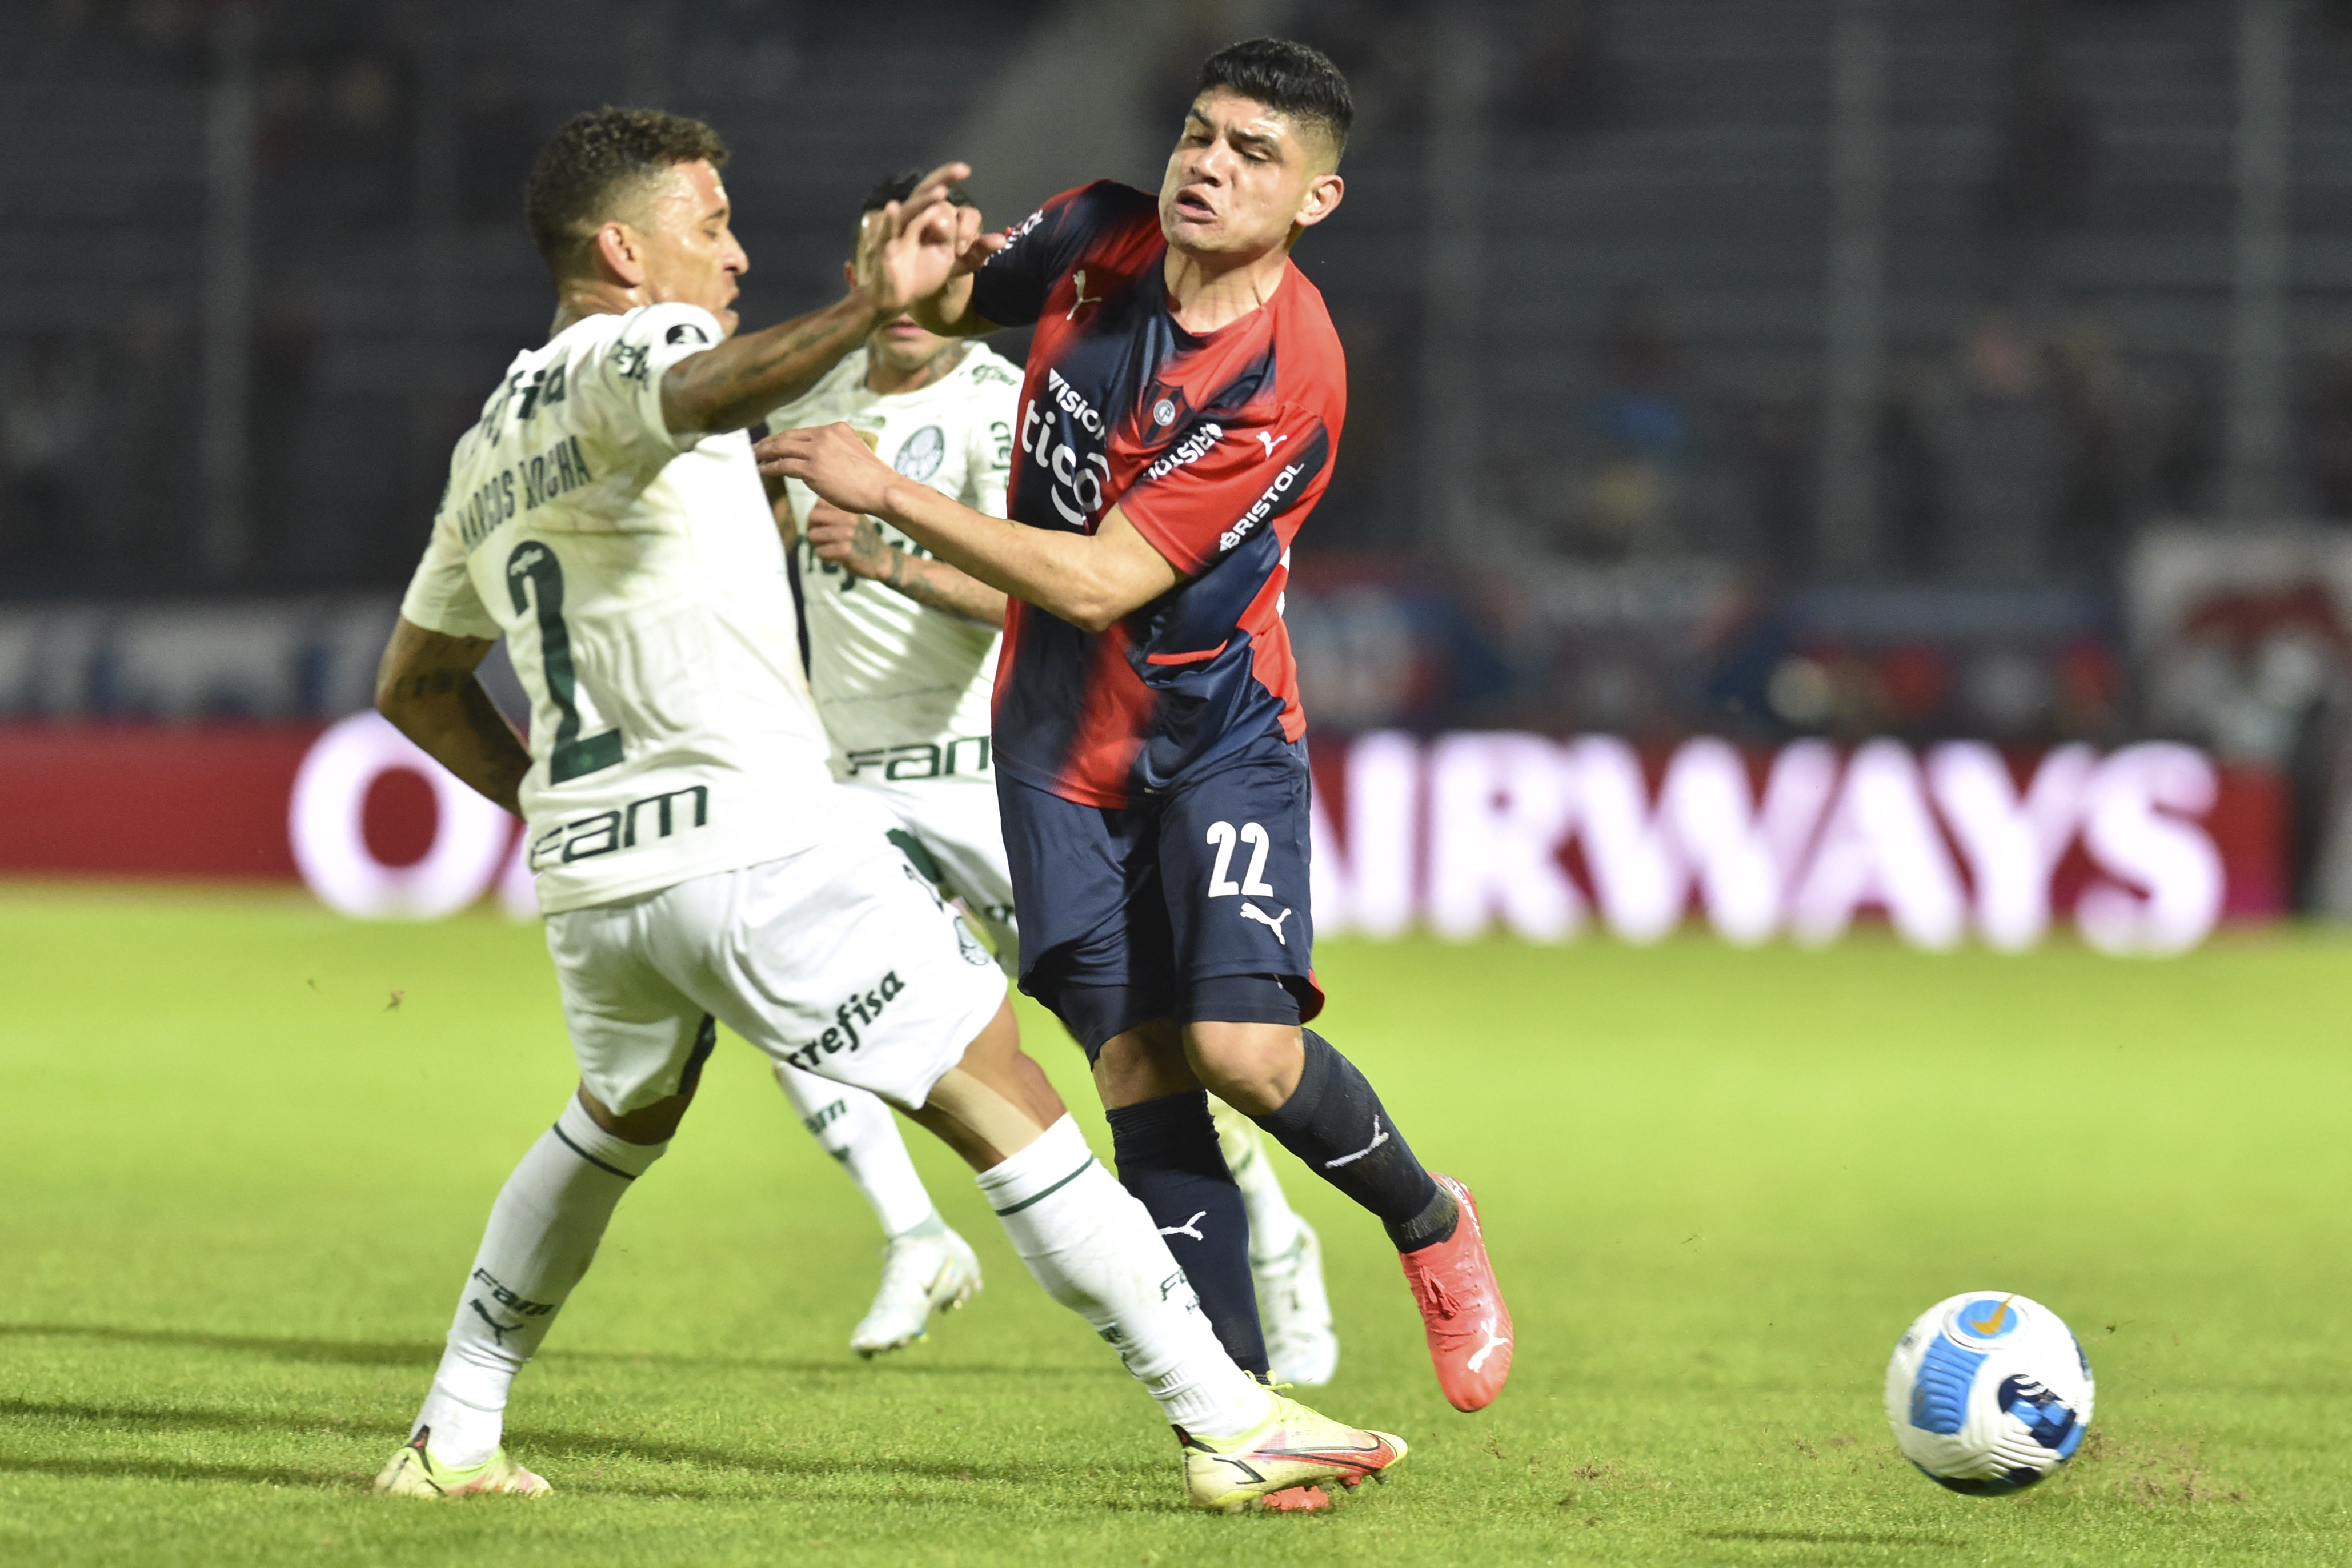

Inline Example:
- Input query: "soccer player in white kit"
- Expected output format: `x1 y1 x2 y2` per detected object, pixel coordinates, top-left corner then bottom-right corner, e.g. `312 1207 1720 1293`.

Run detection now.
367 107 1401 1510
762 170 1340 1382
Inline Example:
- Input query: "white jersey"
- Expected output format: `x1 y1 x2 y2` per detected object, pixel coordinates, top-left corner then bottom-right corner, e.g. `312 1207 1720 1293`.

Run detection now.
767 343 1020 780
399 302 837 915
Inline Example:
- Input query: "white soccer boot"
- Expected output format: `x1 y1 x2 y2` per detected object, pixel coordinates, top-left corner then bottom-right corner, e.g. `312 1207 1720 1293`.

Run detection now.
1255 1217 1340 1386
850 1225 983 1357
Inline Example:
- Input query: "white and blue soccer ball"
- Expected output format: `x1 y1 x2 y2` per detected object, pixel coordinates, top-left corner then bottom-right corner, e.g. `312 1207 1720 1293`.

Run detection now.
1884 1291 2094 1494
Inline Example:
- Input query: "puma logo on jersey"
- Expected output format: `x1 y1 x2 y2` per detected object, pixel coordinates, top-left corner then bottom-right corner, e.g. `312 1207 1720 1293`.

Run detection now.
1324 1117 1389 1169
1159 1210 1209 1241
1240 901 1292 945
1256 431 1290 457
1066 268 1103 320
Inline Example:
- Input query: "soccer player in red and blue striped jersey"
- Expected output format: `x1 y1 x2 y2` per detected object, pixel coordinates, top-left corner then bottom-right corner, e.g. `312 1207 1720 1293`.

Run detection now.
762 37 1513 1414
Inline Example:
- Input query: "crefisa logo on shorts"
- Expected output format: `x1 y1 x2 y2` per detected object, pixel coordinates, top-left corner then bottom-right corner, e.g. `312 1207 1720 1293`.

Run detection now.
782 973 907 1071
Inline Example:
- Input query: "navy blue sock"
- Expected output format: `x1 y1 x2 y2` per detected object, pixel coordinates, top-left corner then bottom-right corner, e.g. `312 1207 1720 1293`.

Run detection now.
1254 1029 1457 1253
1105 1090 1269 1376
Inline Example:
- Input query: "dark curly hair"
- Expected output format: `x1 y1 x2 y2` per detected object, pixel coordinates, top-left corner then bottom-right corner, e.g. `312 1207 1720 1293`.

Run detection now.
1196 38 1353 161
525 107 730 278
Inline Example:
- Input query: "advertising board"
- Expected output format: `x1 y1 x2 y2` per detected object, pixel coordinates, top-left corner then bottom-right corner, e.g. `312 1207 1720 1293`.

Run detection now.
0 717 2279 952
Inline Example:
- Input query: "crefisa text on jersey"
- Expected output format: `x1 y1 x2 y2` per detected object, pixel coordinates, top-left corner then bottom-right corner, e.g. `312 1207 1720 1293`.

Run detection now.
780 973 909 1072
454 434 598 551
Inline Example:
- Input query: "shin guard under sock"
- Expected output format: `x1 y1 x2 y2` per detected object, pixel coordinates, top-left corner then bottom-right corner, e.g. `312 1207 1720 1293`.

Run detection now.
977 1116 1267 1438
415 1096 666 1466
1252 1029 1457 1253
1105 1092 1268 1376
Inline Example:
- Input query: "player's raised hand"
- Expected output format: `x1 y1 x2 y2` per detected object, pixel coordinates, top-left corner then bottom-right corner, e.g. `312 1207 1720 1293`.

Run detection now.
756 423 899 518
856 162 1007 318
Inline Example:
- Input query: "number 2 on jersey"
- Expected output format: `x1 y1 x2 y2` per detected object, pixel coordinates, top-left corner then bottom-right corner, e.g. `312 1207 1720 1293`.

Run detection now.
1204 820 1277 898
506 540 623 783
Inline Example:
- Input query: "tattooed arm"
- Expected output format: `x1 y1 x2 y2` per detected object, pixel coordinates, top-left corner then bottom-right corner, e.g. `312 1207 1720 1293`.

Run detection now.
375 617 531 816
807 502 1008 627
659 292 882 438
661 162 975 436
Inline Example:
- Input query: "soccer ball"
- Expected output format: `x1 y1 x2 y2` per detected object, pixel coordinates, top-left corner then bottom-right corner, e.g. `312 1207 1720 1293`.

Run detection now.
1884 1291 2094 1494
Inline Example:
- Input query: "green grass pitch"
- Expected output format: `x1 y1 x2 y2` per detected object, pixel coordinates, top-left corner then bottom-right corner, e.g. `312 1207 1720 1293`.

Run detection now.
3 885 2349 1566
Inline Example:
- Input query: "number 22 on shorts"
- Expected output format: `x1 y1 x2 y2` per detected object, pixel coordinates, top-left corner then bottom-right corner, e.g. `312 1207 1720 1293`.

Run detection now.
1203 820 1276 898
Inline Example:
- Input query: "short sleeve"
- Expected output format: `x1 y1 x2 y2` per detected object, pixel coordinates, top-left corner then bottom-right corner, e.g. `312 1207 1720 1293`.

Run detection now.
398 516 501 640
968 182 1124 329
1116 404 1334 577
588 302 728 454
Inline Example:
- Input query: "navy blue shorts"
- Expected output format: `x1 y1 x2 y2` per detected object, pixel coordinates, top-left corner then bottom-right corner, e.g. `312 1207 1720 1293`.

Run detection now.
1000 739 1325 1057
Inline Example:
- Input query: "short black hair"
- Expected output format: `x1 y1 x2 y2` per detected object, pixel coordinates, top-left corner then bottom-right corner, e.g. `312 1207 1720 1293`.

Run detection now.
1194 37 1353 159
525 106 730 278
859 169 978 216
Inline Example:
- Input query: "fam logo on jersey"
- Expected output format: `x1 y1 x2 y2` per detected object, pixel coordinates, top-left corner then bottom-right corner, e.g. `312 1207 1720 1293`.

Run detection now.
893 424 947 484
666 322 709 346
528 784 710 868
780 972 908 1071
1218 460 1306 553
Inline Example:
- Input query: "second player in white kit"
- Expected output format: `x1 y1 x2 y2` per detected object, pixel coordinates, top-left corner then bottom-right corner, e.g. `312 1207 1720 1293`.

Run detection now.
762 173 1340 1382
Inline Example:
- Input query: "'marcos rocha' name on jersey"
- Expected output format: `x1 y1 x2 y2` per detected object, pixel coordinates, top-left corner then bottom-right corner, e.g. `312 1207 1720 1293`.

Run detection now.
452 434 599 551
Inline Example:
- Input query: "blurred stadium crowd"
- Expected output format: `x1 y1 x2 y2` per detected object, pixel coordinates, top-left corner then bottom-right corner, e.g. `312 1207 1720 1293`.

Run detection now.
10 0 2352 909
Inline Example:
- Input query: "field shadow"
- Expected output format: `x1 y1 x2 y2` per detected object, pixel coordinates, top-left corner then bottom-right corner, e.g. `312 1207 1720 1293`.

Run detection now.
0 1455 358 1491
0 1397 1037 1491
2 1395 403 1441
0 1322 431 1369
1689 1528 1950 1547
0 1321 1093 1384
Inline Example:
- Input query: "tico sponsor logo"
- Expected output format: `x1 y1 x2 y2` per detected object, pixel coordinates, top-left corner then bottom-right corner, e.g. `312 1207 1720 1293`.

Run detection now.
1022 370 1113 527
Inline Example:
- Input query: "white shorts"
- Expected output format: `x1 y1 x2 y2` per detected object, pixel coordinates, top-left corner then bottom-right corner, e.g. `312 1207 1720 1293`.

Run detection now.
850 774 1018 967
543 820 1008 1116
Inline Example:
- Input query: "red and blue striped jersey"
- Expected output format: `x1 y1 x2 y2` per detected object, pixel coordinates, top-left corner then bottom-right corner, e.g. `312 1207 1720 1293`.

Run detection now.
969 181 1345 808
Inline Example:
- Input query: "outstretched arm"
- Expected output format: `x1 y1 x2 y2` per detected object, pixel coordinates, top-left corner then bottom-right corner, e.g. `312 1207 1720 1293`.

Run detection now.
375 617 531 816
760 424 1179 632
660 295 883 438
661 162 984 436
807 502 1009 627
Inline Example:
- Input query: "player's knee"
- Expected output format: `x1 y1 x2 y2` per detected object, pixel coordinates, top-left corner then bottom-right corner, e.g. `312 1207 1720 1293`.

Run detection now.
577 1082 693 1145
1182 1022 1304 1119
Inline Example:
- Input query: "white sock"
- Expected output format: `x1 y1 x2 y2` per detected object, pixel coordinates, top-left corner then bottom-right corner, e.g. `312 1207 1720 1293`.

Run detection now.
976 1116 1270 1439
412 1096 667 1467
1209 1097 1304 1263
772 1062 938 1239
